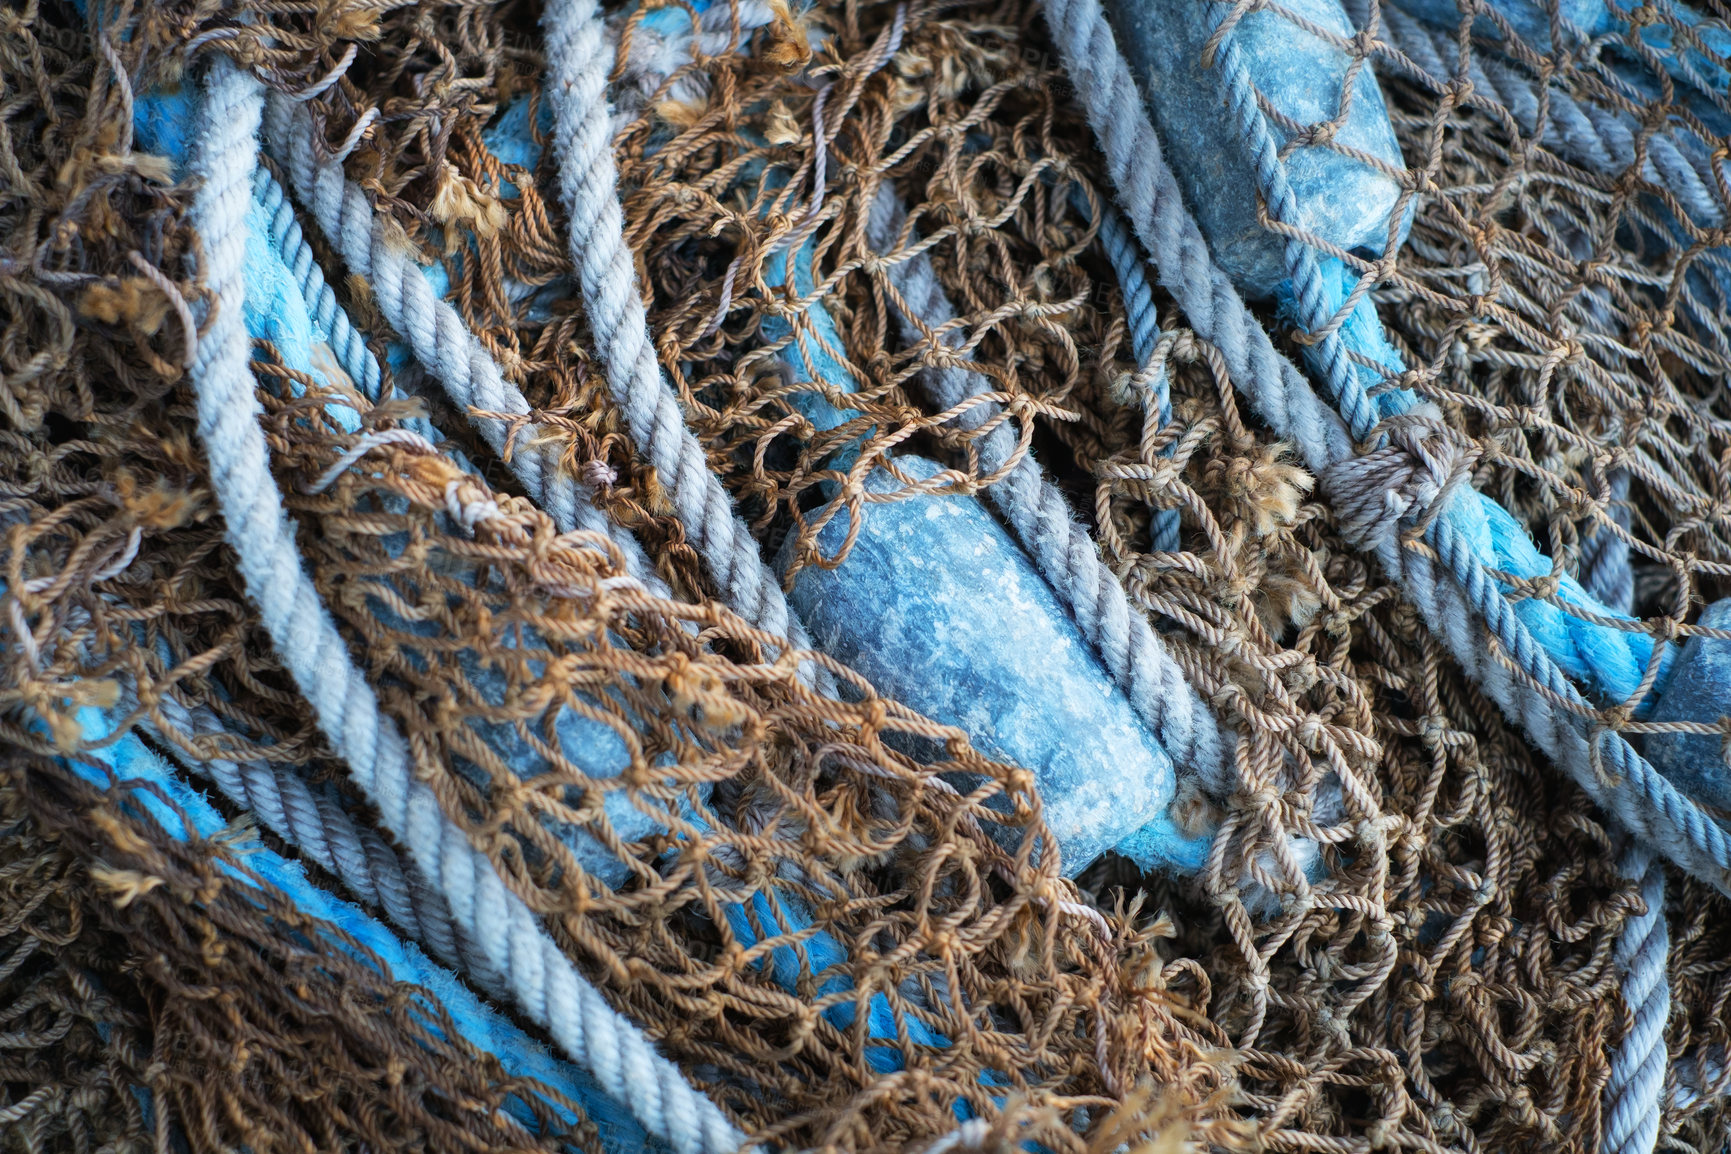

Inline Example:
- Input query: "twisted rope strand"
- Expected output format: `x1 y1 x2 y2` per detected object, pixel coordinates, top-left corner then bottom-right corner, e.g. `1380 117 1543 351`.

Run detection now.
188 54 746 1154
1208 18 1655 703
62 707 664 1154
1092 197 1182 554
863 186 1228 791
1196 23 1692 1144
542 0 799 641
1037 0 1731 895
1604 842 1671 1154
259 99 673 598
142 688 492 987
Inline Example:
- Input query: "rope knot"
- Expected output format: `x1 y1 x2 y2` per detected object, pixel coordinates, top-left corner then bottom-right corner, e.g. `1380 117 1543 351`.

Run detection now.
1168 329 1201 364
580 458 618 490
443 478 503 534
1523 572 1563 601
1322 407 1480 553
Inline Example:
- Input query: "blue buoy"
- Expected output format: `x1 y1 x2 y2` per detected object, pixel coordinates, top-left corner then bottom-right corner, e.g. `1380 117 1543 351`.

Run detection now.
1644 598 1731 811
785 454 1187 874
762 241 1194 875
1106 0 1410 298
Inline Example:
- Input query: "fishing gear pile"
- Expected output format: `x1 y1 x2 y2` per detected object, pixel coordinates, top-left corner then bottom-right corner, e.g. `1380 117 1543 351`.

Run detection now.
3 1 1731 1154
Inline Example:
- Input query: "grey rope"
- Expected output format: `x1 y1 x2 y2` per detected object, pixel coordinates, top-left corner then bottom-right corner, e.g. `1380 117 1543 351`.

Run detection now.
259 99 672 597
141 689 495 989
541 0 800 641
187 52 746 1154
863 186 1228 790
1604 841 1671 1154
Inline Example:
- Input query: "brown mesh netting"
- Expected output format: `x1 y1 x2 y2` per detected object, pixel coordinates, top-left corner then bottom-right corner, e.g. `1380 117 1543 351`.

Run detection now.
6 0 1731 1150
0 752 611 1154
249 349 1239 1148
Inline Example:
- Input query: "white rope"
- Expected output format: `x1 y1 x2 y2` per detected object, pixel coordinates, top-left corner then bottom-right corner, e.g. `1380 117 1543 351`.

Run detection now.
186 53 746 1154
540 0 801 642
863 186 1227 789
259 98 674 599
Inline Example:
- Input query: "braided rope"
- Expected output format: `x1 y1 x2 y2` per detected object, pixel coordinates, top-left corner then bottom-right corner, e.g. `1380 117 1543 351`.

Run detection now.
1380 5 1729 618
1226 46 1695 1145
1037 0 1731 894
187 53 745 1154
251 165 383 400
1208 16 1658 704
258 101 673 599
541 0 799 641
1604 842 1671 1154
1092 197 1182 554
863 186 1227 791
142 689 491 985
60 708 663 1154
1197 34 1684 1140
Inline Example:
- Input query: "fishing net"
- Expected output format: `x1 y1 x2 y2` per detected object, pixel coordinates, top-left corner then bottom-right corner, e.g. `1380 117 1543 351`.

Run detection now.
1114 1 1731 1148
3 0 1731 1151
2 3 1235 1150
0 752 613 1154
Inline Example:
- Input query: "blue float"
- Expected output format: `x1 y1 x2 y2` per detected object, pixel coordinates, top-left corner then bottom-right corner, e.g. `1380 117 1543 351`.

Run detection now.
761 239 1198 874
1644 599 1731 811
1107 0 1411 297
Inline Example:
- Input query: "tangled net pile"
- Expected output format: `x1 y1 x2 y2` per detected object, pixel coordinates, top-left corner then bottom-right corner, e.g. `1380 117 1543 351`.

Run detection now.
4 0 1731 1152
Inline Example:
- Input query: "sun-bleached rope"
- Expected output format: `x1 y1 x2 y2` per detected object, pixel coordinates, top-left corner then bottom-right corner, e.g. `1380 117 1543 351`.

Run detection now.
1038 0 1731 895
1090 194 1181 554
1208 16 1657 706
259 99 675 600
1380 5 1714 616
59 706 662 1154
1604 841 1671 1154
139 687 494 986
250 163 384 402
1382 5 1728 231
540 0 799 641
863 186 1227 791
188 53 745 1154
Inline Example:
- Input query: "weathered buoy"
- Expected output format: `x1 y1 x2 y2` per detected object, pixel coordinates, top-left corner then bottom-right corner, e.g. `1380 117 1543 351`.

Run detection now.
786 453 1187 873
765 244 1194 875
1644 599 1731 811
1105 0 1410 298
